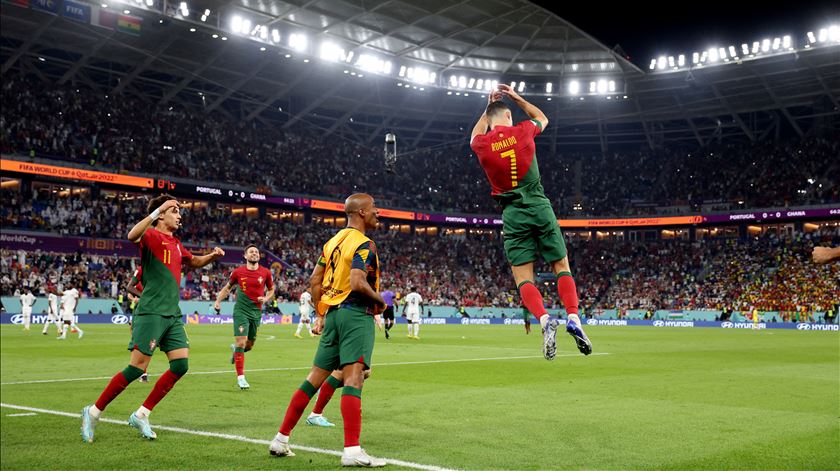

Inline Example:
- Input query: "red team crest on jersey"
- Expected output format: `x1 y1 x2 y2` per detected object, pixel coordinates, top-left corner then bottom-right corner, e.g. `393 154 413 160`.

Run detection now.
149 339 157 350
258 276 263 284
239 325 245 333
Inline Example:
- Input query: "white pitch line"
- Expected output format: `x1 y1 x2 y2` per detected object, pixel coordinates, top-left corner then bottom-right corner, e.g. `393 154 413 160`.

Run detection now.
0 352 609 386
0 403 458 471
6 412 37 417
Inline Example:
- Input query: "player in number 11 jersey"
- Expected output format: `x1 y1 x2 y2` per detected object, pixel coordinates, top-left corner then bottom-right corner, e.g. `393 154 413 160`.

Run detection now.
470 84 592 360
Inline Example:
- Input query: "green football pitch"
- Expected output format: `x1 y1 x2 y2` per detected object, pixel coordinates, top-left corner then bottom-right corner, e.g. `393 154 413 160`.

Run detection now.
1 323 837 470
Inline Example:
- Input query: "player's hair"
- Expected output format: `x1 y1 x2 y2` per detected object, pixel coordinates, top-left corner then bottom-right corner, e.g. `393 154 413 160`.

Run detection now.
409 286 416 292
485 101 511 120
147 193 178 227
244 244 260 253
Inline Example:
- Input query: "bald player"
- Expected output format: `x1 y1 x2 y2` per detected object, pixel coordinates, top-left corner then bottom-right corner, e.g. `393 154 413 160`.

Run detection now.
269 193 386 467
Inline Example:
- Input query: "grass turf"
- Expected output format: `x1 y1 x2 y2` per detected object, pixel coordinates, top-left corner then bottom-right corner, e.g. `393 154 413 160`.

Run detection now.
1 323 837 470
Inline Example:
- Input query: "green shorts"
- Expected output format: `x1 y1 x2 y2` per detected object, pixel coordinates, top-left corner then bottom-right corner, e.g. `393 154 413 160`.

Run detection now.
313 307 375 371
128 315 189 356
233 314 260 341
502 203 567 266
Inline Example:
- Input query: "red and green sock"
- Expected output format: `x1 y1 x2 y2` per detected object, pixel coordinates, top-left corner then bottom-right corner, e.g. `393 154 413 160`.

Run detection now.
234 347 245 376
340 386 363 447
313 375 342 415
279 380 317 436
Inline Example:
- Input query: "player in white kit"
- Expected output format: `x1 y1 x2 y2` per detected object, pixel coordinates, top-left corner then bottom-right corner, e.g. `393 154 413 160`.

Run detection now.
59 284 84 340
19 288 36 331
42 291 64 335
402 288 424 339
294 290 315 338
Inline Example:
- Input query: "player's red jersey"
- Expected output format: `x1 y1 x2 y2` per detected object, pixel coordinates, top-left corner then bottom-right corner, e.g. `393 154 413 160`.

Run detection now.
230 265 274 305
470 118 544 201
134 227 193 316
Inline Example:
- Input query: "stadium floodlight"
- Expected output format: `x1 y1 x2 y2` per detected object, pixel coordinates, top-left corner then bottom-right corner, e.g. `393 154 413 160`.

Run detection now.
608 80 616 92
830 25 839 42
477 79 485 90
741 43 750 55
450 75 458 87
490 80 498 90
649 59 656 70
818 28 828 42
289 33 307 52
484 79 492 91
772 37 781 50
546 82 553 93
200 9 209 22
569 80 580 95
728 46 737 58
692 52 699 64
668 56 675 68
782 35 791 49
399 66 406 77
807 31 816 43
241 19 251 35
589 81 596 93
344 51 354 63
510 81 517 89
467 78 476 89
752 41 760 53
597 79 607 94
657 56 667 69
429 72 436 83
145 0 153 6
708 48 719 62
319 42 344 62
179 1 188 17
230 15 242 34
259 26 268 40
517 81 525 93
271 29 280 43
677 54 685 67
459 76 467 88
718 47 727 59
761 38 770 52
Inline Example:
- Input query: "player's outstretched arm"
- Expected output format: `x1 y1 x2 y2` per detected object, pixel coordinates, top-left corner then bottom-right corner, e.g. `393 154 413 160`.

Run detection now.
188 247 225 269
498 84 548 130
214 281 234 311
128 199 179 243
812 246 840 264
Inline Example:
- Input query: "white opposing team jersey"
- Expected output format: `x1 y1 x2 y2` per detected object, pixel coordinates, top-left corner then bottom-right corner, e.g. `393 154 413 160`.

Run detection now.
61 289 80 315
404 292 422 316
20 293 36 313
299 292 313 317
48 293 59 314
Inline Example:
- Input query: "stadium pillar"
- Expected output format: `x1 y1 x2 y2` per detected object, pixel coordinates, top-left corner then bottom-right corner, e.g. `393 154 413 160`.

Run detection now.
738 224 748 241
689 226 696 242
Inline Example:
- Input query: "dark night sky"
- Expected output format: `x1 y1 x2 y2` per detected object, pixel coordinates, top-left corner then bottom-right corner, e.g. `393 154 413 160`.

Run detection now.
533 1 840 67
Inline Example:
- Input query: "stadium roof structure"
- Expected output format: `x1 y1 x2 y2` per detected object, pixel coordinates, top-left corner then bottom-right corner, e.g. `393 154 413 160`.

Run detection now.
2 0 839 150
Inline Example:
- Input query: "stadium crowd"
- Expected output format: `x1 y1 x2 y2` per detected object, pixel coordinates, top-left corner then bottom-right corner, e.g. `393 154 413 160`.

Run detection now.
2 185 837 317
2 76 838 216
